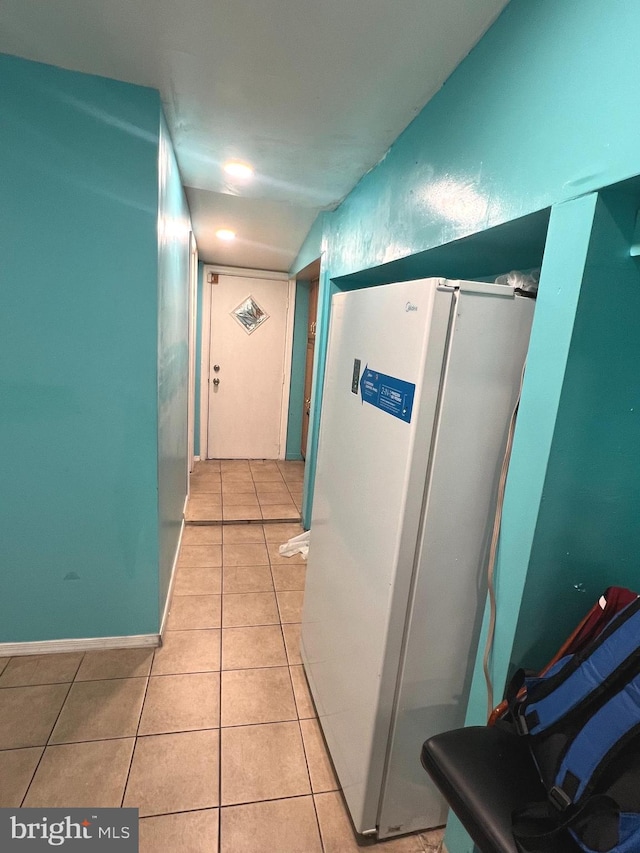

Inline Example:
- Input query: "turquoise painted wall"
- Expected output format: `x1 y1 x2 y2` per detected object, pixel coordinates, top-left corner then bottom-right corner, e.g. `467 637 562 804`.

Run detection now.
285 281 309 460
0 54 161 641
157 113 192 617
324 0 640 281
510 188 640 671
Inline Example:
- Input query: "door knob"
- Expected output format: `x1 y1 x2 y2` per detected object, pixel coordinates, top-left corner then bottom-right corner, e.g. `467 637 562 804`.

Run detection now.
213 378 220 386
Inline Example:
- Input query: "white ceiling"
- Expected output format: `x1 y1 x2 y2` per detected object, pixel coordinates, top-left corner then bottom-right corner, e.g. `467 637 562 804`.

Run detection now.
0 0 510 271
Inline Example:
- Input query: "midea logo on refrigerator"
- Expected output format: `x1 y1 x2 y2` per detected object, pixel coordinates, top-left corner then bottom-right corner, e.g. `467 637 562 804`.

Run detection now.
405 302 418 312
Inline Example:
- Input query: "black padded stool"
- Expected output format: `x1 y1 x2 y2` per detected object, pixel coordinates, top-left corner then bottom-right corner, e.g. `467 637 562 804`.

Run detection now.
421 726 582 853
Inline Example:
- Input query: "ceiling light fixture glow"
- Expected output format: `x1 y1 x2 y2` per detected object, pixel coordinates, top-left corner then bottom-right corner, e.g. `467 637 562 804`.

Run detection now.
216 229 236 241
224 161 254 179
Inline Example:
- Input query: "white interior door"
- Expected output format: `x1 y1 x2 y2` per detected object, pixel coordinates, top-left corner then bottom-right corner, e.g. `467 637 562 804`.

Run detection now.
207 274 289 459
187 233 198 473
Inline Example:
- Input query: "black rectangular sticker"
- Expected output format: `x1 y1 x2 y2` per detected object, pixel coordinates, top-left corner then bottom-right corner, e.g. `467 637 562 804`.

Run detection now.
351 359 361 394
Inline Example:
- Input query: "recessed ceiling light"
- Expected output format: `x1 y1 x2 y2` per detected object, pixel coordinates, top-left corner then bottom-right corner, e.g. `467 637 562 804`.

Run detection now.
216 229 236 241
224 161 254 179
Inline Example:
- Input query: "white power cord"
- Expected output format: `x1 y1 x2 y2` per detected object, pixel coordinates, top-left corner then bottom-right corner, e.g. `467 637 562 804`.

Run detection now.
482 360 526 719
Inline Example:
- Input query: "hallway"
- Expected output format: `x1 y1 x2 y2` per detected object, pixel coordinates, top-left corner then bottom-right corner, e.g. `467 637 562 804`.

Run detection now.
0 459 444 852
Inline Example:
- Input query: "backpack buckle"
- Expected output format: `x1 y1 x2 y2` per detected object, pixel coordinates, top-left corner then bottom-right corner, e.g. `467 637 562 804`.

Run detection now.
548 786 572 811
514 711 529 736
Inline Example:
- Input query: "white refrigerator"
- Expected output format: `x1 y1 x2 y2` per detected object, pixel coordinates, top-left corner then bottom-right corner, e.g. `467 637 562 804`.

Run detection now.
301 278 534 840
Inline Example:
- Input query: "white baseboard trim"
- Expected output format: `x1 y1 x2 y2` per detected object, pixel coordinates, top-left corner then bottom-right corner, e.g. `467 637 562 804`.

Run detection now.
0 634 161 657
159 516 185 637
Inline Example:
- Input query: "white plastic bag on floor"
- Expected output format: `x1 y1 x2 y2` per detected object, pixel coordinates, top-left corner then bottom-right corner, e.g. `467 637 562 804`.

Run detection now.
279 530 310 560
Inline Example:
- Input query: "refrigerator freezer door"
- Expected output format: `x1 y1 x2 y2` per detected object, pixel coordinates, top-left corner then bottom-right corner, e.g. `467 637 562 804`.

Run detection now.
301 279 455 834
377 287 534 837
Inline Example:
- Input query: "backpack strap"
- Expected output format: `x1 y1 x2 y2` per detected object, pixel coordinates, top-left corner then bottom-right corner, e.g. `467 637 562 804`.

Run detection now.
513 794 620 853
550 675 640 807
516 597 640 737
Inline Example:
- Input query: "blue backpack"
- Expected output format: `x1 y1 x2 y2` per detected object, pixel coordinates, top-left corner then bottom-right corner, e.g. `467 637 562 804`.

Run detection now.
507 594 640 853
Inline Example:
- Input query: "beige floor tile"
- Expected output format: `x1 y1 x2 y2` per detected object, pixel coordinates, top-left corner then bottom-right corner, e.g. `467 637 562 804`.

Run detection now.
221 666 296 727
152 629 220 675
190 482 222 496
249 460 280 470
255 479 293 494
220 459 250 470
182 526 223 545
195 460 221 472
258 490 294 505
223 566 273 594
251 469 285 483
75 648 154 681
221 796 321 853
24 739 135 808
277 590 305 623
221 483 255 496
50 677 147 743
282 623 302 666
267 542 306 566
263 522 305 542
167 594 221 629
174 566 222 596
300 718 339 792
124 729 219 817
138 672 220 735
272 565 306 591
221 626 287 670
140 809 219 853
222 543 269 566
0 747 43 806
0 684 70 749
278 460 304 473
179 545 222 567
0 653 83 687
186 505 223 522
223 505 262 521
222 592 279 628
222 523 265 544
261 504 301 521
221 472 254 484
314 791 426 852
0 658 9 676
221 721 310 805
188 495 223 508
420 828 446 852
223 491 259 506
290 665 317 719
190 474 221 489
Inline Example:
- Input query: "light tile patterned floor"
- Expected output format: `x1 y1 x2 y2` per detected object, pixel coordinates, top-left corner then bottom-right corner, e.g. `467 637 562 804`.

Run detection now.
186 459 304 523
0 459 445 852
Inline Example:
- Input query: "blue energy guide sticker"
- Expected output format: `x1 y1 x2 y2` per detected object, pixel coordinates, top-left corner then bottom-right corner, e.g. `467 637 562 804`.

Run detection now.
359 365 415 423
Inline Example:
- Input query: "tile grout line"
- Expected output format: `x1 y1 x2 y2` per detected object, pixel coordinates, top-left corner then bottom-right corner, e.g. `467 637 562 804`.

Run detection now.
119 662 152 809
218 522 228 853
18 652 86 806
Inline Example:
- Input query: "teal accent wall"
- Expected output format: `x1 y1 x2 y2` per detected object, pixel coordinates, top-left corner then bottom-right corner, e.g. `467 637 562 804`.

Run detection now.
510 187 640 670
285 281 309 460
0 54 161 641
157 113 192 617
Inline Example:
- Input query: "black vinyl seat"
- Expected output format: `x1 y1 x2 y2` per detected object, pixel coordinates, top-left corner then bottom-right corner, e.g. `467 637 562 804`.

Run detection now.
420 726 582 853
